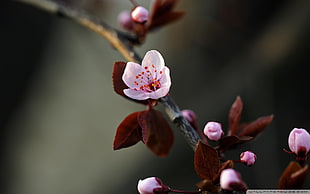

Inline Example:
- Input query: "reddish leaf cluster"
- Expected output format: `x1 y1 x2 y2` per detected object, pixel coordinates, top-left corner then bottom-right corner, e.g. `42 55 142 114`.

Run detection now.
193 96 273 192
112 61 174 157
217 96 274 152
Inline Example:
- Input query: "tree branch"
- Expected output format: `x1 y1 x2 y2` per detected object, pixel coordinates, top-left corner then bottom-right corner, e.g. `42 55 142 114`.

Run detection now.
16 0 201 151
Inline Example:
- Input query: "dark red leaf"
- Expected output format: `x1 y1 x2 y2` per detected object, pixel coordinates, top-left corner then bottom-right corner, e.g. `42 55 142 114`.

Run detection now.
148 0 162 19
147 0 184 31
217 136 253 152
112 61 148 105
112 61 127 96
149 11 185 30
278 161 309 189
236 115 274 137
113 112 143 150
194 141 220 181
149 0 177 20
138 108 174 157
228 96 243 136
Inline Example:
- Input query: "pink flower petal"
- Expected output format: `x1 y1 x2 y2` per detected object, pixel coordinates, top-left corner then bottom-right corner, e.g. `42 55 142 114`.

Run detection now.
123 88 148 100
159 67 171 88
142 50 165 73
122 62 145 88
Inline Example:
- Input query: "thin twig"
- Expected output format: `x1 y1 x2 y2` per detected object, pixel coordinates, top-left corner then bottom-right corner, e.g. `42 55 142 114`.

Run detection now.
16 0 201 151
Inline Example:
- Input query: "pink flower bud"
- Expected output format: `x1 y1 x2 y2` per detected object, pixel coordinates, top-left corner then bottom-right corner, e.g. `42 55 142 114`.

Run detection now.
240 151 256 166
137 177 166 194
131 6 149 23
181 109 199 130
203 121 224 141
118 10 134 31
288 128 310 163
220 169 247 191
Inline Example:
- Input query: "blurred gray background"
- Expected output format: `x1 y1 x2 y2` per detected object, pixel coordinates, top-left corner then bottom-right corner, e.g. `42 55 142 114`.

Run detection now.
1 0 310 193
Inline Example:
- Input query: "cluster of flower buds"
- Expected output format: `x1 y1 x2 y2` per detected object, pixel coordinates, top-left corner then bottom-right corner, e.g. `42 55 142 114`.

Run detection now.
118 5 149 30
117 5 149 32
117 6 149 31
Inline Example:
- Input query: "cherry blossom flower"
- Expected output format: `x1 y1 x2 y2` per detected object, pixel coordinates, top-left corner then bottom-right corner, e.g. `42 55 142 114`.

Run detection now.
220 169 247 191
137 177 168 194
122 50 171 100
240 151 257 166
288 128 310 163
203 121 224 141
131 6 149 23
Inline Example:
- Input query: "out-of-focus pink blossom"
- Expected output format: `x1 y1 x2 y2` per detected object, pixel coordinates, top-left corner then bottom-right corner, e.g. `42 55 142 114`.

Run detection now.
118 10 134 31
203 121 224 141
240 151 256 166
181 109 199 130
122 50 171 100
137 177 166 194
220 169 247 191
288 128 310 162
131 6 149 23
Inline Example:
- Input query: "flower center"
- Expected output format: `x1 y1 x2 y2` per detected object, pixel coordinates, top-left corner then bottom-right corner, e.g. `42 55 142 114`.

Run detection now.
132 65 163 92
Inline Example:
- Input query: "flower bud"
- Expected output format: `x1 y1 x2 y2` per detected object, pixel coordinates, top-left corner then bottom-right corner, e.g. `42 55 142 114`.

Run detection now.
131 6 149 23
181 109 199 130
220 169 247 191
118 10 134 31
288 128 310 163
137 177 167 194
240 151 256 166
204 121 224 141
